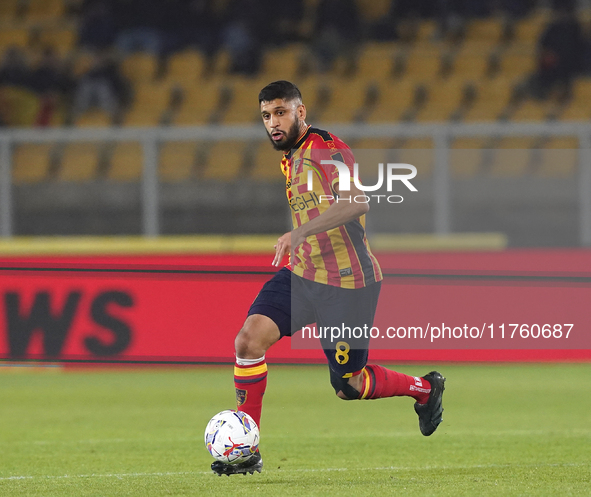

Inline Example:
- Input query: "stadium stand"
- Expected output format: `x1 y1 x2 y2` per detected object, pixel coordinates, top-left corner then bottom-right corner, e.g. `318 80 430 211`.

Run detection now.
1 0 589 186
165 49 205 86
537 137 579 177
221 78 268 124
202 141 246 180
0 0 20 21
0 28 29 51
26 0 66 22
250 141 283 180
489 137 538 177
397 138 434 178
450 138 489 177
107 142 143 181
36 27 78 56
58 142 100 181
12 143 53 183
159 141 198 182
123 81 171 126
120 53 157 83
365 79 419 123
172 79 223 125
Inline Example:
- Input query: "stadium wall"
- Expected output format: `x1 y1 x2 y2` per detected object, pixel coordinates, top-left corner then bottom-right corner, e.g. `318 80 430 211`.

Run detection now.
1 239 590 363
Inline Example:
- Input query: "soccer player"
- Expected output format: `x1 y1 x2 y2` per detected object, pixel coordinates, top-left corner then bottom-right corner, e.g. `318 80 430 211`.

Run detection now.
211 80 445 476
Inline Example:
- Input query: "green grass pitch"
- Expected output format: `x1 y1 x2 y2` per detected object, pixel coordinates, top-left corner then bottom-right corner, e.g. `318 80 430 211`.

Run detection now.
0 363 589 496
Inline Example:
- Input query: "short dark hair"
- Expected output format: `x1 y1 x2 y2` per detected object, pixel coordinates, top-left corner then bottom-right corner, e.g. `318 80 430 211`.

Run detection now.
258 80 302 104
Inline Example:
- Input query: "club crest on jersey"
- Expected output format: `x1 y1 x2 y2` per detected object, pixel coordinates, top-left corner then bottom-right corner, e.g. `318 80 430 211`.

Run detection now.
293 158 302 173
236 388 247 406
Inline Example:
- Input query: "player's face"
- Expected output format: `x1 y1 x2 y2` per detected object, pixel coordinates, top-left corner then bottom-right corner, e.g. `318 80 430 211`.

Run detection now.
260 99 305 152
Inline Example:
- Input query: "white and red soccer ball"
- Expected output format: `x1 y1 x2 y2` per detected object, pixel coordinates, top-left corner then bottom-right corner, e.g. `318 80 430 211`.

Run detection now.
204 410 260 464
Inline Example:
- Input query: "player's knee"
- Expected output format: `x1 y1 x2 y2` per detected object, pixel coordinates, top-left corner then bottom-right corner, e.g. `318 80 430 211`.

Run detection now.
235 315 279 358
329 368 360 401
234 326 256 357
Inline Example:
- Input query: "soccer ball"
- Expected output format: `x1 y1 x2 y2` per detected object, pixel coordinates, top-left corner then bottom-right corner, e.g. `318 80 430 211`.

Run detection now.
204 410 259 464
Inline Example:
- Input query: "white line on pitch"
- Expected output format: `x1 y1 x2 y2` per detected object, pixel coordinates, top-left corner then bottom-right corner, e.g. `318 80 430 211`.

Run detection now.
0 462 588 482
3 428 589 447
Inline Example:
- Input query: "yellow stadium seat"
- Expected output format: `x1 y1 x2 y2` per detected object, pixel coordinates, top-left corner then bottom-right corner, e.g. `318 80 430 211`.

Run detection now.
0 0 19 20
404 46 442 80
173 80 222 125
262 44 303 82
108 142 143 181
165 49 204 86
26 0 65 21
355 42 396 82
452 46 491 79
498 50 536 78
318 79 369 123
213 49 230 75
513 13 549 44
537 137 579 177
415 20 437 42
572 78 591 101
0 28 29 50
415 78 465 122
560 104 591 120
510 99 553 122
13 144 53 183
450 138 488 177
123 82 171 126
120 53 157 83
293 77 319 107
222 78 266 124
37 28 77 56
489 137 535 177
355 0 391 21
463 78 515 121
74 109 112 127
203 141 245 180
366 80 418 123
123 107 163 126
0 86 40 126
397 138 433 178
464 18 504 43
250 141 284 181
159 141 197 182
58 143 100 181
353 138 394 150
560 78 591 120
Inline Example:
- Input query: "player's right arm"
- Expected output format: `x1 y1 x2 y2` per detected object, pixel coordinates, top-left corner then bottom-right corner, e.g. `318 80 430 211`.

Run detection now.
272 180 368 267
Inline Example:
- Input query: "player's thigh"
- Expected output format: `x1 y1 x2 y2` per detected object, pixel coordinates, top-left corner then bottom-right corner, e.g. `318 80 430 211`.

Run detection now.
315 281 382 376
246 267 314 340
237 313 281 353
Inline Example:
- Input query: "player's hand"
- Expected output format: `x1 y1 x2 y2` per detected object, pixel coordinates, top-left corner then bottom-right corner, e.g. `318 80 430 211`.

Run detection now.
273 229 306 267
272 232 291 267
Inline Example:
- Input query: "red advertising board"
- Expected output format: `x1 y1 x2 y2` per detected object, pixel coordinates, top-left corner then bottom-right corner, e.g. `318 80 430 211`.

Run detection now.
1 249 590 363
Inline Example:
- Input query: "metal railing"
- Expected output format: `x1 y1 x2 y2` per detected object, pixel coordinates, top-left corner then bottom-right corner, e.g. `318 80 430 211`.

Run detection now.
0 121 590 245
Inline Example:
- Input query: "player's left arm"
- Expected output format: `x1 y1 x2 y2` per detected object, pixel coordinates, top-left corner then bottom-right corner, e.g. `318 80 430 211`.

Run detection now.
272 181 368 267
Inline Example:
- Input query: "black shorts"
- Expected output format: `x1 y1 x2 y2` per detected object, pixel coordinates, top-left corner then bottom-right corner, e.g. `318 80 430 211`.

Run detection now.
248 267 381 376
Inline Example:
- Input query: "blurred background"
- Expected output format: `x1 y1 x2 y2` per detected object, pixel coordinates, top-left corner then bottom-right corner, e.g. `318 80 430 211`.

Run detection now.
0 0 590 246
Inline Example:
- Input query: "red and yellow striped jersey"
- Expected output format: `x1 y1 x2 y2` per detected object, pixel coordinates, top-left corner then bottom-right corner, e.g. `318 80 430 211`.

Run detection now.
280 125 382 289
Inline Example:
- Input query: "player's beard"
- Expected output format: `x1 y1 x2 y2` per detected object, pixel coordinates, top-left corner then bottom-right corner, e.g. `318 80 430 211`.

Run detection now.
267 119 301 152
